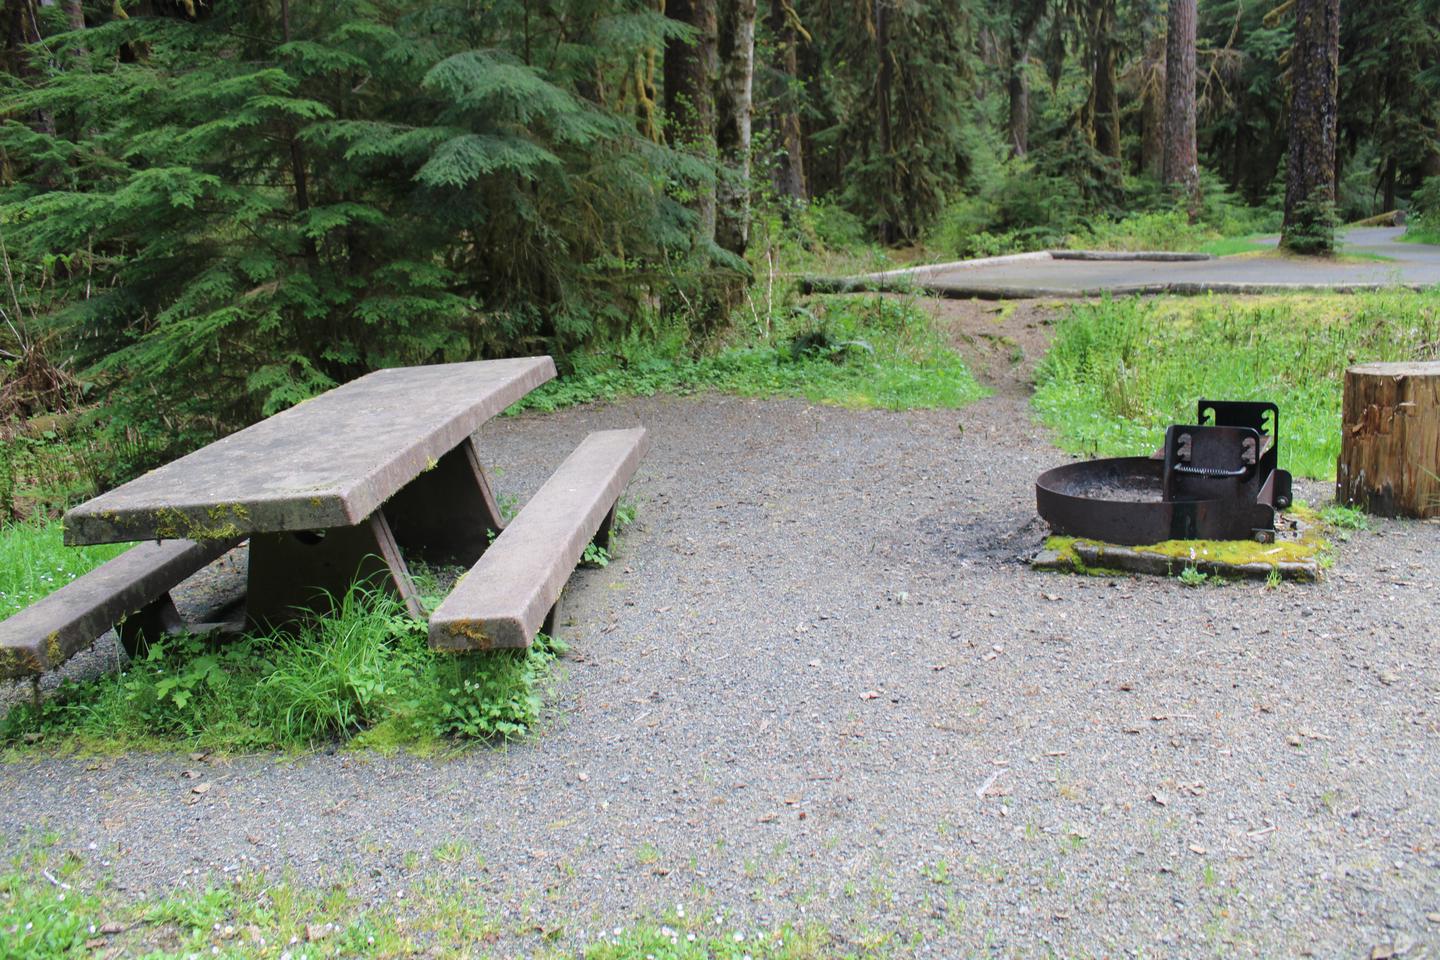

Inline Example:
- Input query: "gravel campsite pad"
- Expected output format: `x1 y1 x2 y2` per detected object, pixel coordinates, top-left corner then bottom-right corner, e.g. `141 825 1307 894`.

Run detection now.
4 359 1440 956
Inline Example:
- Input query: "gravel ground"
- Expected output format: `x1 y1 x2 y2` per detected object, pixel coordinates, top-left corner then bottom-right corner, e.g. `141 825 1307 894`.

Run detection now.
3 308 1440 958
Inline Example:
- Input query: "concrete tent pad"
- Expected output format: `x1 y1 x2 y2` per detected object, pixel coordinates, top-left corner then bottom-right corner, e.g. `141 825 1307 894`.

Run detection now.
63 358 557 546
815 227 1440 298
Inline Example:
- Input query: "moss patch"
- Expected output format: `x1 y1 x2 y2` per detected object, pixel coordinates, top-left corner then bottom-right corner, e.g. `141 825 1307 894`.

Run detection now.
1038 511 1331 580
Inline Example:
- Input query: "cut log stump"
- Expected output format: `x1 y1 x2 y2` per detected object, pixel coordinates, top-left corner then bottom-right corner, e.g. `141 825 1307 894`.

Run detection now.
1336 361 1440 518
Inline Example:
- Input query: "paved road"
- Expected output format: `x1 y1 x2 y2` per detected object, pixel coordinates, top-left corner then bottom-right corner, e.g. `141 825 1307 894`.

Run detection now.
870 227 1440 295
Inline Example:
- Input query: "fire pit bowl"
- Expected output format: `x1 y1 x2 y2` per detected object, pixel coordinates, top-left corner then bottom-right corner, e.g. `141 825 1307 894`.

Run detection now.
1035 400 1293 546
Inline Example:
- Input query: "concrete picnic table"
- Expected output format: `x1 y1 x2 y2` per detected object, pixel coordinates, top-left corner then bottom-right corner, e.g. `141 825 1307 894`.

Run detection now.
63 357 557 626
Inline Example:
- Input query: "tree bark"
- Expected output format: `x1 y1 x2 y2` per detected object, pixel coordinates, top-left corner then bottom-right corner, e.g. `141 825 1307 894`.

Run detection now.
715 0 757 255
1007 23 1030 157
3 0 56 135
664 0 718 244
1140 31 1165 178
1336 362 1440 518
874 0 897 244
1162 0 1198 206
767 0 806 200
1281 0 1340 254
1090 0 1120 158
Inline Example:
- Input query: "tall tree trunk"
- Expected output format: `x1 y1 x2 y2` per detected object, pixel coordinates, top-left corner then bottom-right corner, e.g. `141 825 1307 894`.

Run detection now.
1091 0 1120 158
3 0 56 136
767 0 806 200
1007 25 1030 157
1140 32 1165 178
715 0 757 255
1162 0 1199 209
1281 0 1340 254
875 0 897 243
664 0 718 245
1007 0 1043 159
61 0 82 30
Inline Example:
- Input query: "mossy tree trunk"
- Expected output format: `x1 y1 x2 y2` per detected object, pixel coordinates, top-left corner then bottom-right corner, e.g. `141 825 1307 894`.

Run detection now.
1281 0 1340 255
1007 0 1043 158
1089 0 1121 159
664 0 719 244
715 0 756 255
767 0 807 201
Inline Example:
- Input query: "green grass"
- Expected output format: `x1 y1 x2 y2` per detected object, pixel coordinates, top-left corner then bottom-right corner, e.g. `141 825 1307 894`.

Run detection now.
1198 235 1271 256
0 847 861 960
1033 292 1440 479
0 519 130 621
1401 226 1440 246
513 295 985 414
1 583 564 752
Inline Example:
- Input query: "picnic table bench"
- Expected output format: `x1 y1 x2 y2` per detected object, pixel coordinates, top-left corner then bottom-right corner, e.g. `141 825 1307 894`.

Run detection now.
1 358 649 680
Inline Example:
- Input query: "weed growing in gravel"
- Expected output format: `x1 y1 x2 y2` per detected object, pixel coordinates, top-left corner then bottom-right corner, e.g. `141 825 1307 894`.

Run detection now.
1034 292 1440 479
0 519 129 620
0 585 563 752
1178 565 1210 587
1320 502 1370 532
514 295 985 414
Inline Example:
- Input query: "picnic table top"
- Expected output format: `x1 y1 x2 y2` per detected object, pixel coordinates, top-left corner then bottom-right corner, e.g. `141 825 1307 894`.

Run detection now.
64 357 556 546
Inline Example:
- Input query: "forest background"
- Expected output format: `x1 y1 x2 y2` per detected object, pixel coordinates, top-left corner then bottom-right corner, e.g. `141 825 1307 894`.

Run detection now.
0 0 1434 515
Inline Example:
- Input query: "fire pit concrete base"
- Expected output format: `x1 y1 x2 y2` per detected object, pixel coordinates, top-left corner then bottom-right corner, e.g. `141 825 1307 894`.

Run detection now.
1033 506 1330 581
1032 539 1321 581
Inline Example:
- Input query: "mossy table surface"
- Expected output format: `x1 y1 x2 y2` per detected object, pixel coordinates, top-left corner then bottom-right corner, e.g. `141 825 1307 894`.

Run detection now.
63 358 556 546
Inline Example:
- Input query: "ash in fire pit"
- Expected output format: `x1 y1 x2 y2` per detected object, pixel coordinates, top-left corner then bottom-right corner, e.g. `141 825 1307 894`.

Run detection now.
1036 400 1293 545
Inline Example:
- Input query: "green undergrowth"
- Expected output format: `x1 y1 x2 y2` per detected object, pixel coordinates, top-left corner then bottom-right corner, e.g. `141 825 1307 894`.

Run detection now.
1401 226 1440 246
514 295 985 413
0 846 857 960
1033 292 1440 479
1 583 564 753
2 503 642 756
1197 235 1271 256
0 519 130 621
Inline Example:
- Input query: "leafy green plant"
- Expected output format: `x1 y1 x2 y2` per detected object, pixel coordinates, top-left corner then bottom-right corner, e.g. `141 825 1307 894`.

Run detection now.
581 543 613 568
1178 565 1209 587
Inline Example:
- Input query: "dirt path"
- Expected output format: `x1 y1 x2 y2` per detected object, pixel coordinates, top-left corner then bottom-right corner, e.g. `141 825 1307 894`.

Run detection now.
3 309 1439 958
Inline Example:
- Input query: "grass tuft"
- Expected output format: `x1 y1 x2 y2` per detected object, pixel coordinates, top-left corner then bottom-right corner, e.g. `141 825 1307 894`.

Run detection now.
1 583 564 752
513 295 985 414
1033 292 1440 479
0 519 130 621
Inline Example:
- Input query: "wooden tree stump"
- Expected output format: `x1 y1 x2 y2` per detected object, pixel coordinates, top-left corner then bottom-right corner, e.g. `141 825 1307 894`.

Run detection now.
1336 361 1440 518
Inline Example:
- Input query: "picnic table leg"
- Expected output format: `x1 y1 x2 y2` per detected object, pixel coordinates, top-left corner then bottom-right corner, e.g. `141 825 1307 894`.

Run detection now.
116 592 185 658
384 436 506 564
245 513 423 628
